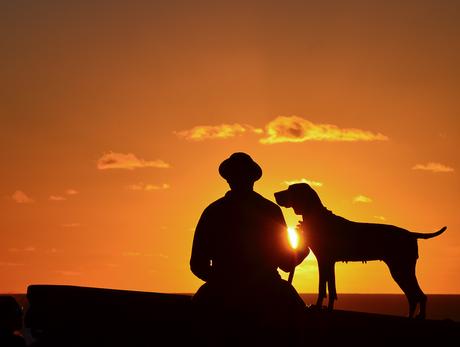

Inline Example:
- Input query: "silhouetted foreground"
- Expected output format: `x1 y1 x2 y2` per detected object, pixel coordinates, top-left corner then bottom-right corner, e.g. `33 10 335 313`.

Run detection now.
25 285 459 346
0 295 27 346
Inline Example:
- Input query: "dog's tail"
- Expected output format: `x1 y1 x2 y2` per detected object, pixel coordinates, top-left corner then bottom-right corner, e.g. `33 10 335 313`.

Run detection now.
412 226 447 239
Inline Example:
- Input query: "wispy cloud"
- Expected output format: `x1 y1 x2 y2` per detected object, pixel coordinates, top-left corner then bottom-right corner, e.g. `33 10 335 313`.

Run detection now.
154 253 169 259
260 116 389 144
122 251 142 257
8 246 36 252
412 162 454 173
97 151 170 170
127 183 170 191
283 178 323 187
49 189 78 201
175 123 262 141
374 215 386 221
174 116 388 145
0 261 24 267
9 246 63 255
122 251 169 258
12 190 34 204
353 195 373 203
66 189 79 195
49 195 66 201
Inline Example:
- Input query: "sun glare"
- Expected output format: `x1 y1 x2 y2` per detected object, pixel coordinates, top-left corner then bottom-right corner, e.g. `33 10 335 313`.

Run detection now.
287 227 299 249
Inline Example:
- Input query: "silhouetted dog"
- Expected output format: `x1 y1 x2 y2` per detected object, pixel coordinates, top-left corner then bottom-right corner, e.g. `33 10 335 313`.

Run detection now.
274 183 446 319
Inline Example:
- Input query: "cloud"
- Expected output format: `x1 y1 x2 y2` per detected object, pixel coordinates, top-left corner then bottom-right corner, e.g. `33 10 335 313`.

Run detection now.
412 162 454 173
155 253 169 259
122 251 142 257
174 116 388 145
283 178 323 187
374 215 386 221
8 246 36 252
353 195 373 203
12 190 34 204
175 123 262 141
97 151 170 170
0 261 24 267
122 251 168 258
127 183 170 191
260 116 389 144
48 189 78 201
66 189 79 195
49 195 66 201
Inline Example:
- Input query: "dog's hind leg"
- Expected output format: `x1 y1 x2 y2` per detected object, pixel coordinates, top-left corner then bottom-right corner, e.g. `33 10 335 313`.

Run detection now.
386 259 423 318
399 259 427 319
406 259 427 319
417 291 427 319
386 260 415 317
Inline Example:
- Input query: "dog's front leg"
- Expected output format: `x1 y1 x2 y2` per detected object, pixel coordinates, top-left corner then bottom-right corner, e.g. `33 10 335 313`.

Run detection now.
327 262 337 310
316 259 327 308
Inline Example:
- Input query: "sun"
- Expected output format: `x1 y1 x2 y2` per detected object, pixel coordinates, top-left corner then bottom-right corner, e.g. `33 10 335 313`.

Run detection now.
287 227 299 249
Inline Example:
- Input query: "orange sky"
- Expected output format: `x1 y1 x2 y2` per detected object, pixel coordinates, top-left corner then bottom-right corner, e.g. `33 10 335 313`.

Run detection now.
1 1 459 294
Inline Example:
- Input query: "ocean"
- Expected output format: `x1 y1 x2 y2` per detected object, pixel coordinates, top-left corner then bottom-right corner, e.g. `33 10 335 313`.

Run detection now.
300 293 460 322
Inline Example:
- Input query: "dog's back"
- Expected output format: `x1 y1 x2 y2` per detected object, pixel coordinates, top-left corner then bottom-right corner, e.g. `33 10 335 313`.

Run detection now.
307 213 420 262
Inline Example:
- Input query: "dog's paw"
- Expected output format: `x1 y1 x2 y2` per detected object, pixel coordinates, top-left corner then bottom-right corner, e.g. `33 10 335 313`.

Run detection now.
306 304 327 312
415 313 426 320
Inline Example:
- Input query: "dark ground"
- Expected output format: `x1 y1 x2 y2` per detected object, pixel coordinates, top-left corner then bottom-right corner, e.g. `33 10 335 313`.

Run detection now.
6 285 460 346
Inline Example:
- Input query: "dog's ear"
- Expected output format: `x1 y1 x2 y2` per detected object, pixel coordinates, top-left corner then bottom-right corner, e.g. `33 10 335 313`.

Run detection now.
288 183 323 215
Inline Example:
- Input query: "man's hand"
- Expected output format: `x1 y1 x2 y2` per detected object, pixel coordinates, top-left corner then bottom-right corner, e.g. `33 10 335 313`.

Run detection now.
293 223 310 266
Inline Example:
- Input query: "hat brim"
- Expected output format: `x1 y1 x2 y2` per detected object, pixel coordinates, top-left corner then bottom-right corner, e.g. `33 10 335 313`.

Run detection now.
219 156 262 182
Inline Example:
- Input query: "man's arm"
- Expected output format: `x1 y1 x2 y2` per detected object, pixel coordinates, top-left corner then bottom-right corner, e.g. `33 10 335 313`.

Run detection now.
190 208 213 282
274 206 309 273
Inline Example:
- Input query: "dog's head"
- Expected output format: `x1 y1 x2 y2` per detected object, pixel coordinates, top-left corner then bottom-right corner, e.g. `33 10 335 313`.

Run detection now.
274 183 323 216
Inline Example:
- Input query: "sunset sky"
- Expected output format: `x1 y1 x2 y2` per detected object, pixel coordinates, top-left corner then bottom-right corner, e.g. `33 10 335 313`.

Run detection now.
1 1 459 294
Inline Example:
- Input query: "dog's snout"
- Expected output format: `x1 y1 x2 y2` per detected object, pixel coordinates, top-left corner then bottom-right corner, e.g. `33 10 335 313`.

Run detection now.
274 190 291 208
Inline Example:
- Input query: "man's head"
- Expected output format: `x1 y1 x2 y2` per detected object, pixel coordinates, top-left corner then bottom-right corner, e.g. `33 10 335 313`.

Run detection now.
219 152 262 191
275 183 323 216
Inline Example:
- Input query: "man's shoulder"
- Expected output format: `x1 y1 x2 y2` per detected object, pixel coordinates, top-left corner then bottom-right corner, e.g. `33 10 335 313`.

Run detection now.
203 196 228 212
203 191 281 213
252 192 282 211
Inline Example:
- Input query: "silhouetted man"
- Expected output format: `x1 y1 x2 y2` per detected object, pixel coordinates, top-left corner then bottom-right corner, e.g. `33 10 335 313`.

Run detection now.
190 152 309 345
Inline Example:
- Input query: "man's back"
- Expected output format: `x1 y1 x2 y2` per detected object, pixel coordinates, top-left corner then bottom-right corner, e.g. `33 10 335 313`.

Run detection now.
193 190 288 282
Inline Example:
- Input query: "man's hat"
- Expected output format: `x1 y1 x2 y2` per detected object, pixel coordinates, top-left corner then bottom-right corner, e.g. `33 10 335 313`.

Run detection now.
218 152 262 182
